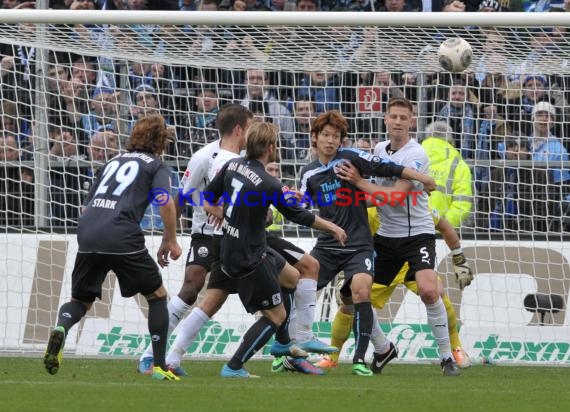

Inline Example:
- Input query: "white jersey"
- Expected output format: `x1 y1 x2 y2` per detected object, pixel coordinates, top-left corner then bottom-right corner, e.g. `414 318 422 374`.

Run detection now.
179 140 220 235
374 138 434 238
208 149 241 235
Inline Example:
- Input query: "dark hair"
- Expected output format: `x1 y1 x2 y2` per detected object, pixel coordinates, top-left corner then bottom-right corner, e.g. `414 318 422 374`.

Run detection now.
310 110 348 147
386 96 413 113
246 122 278 160
216 103 253 137
127 114 168 155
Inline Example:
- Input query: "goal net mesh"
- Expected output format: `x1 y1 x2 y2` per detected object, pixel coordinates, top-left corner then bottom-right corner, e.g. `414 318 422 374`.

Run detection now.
1 18 569 364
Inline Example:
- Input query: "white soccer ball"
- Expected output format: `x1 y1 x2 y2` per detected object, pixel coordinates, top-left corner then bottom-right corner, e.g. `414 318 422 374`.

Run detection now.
438 38 473 73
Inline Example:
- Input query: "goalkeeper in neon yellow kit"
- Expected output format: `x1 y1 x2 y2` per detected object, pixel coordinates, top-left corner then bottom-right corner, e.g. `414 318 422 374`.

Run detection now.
316 207 474 371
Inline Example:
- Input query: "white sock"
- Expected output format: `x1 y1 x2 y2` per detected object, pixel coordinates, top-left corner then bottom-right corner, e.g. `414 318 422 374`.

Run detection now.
370 309 390 354
294 278 317 342
139 295 191 360
165 308 210 367
425 298 452 360
168 295 192 331
288 304 298 341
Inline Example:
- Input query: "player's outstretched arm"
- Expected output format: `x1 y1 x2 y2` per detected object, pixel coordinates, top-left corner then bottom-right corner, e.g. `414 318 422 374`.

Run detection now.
436 215 474 290
273 193 347 246
400 167 436 193
157 196 182 268
336 161 415 200
312 216 347 246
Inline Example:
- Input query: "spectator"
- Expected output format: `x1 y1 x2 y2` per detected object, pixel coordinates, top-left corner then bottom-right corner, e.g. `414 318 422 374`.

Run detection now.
478 0 502 10
489 139 535 231
377 0 420 11
293 97 315 162
510 75 554 136
296 0 318 10
422 121 473 228
83 130 121 197
48 127 85 226
0 134 19 161
528 102 570 184
0 134 33 227
297 53 341 114
436 82 477 159
60 56 98 139
87 130 120 164
183 87 220 156
527 102 570 231
474 104 508 184
240 68 295 161
1 100 32 159
526 0 564 11
49 128 81 160
80 87 123 139
129 84 161 134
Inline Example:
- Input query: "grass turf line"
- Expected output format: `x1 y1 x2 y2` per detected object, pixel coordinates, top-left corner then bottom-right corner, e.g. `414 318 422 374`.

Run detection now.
0 358 567 412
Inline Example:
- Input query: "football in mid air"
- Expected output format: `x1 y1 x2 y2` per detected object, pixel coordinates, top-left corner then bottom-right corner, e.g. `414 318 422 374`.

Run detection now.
438 37 473 73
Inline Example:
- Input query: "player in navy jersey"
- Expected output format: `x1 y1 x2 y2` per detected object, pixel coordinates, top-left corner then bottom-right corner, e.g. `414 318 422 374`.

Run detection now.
335 97 461 376
203 122 346 378
43 115 182 381
137 104 254 375
298 110 436 376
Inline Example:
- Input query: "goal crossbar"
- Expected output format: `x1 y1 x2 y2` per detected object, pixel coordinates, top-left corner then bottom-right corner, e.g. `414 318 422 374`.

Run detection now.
0 10 567 27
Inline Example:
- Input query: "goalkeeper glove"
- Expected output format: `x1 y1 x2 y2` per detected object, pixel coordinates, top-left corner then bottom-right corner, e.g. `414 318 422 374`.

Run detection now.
452 248 473 291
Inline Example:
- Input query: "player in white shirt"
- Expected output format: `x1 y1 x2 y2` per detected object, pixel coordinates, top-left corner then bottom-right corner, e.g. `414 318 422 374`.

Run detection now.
165 121 329 376
335 97 460 376
138 104 254 375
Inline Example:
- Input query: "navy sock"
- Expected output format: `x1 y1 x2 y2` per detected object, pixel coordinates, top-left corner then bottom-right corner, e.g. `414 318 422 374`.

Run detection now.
147 296 169 370
56 301 87 334
352 301 373 364
275 287 295 345
228 317 277 370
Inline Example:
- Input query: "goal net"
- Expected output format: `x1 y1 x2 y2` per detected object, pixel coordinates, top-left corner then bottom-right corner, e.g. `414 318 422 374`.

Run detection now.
1 11 569 365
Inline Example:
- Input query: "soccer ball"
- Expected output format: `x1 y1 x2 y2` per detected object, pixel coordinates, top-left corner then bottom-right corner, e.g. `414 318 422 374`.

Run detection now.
438 38 473 73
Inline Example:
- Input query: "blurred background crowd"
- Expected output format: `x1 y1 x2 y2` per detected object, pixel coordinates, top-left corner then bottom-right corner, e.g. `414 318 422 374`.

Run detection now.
1 0 570 236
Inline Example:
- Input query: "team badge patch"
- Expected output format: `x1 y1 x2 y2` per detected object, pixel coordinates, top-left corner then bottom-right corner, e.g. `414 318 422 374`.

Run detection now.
198 246 209 258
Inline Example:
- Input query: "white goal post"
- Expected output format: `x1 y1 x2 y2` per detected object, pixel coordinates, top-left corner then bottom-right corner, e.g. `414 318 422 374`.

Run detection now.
1 10 570 365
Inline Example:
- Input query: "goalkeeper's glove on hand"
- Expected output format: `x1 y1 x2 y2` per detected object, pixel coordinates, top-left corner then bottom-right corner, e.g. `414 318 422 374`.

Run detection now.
452 248 473 290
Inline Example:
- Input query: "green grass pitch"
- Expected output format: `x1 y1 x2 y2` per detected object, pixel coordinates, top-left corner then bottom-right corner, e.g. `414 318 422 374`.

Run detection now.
0 358 568 412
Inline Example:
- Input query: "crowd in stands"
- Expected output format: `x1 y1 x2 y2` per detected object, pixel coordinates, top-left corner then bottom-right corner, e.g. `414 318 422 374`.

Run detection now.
1 0 570 234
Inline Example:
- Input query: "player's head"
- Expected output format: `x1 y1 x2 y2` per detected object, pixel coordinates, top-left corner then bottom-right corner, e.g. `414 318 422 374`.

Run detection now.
245 121 278 162
127 114 168 155
265 161 281 179
310 110 348 158
384 97 413 141
217 103 254 148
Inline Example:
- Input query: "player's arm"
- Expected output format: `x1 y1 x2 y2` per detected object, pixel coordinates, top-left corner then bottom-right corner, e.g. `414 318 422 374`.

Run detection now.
348 150 436 193
273 183 347 245
435 214 474 291
153 165 182 267
266 208 274 227
176 154 207 219
202 161 228 224
336 161 417 200
296 167 315 207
